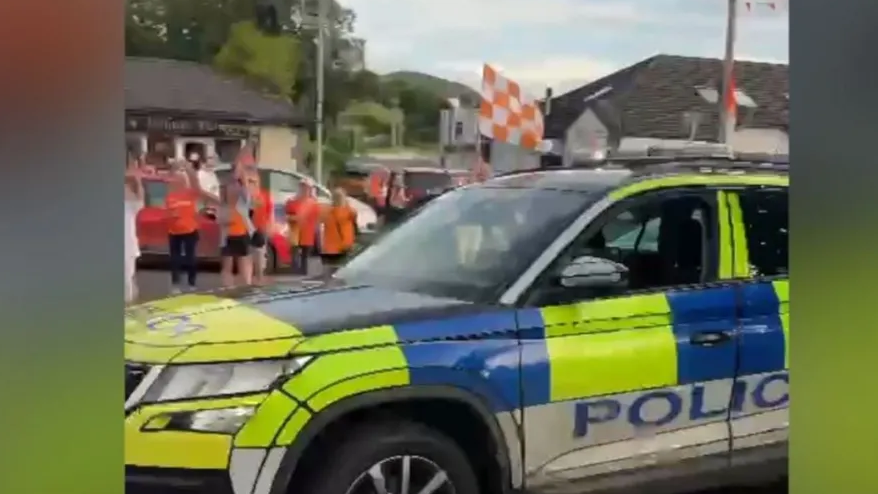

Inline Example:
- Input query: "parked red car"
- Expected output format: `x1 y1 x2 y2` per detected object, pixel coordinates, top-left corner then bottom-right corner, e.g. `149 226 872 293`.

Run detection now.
136 175 292 271
384 167 456 208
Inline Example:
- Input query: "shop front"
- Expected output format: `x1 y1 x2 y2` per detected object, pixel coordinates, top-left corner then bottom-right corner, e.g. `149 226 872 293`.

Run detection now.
125 114 257 163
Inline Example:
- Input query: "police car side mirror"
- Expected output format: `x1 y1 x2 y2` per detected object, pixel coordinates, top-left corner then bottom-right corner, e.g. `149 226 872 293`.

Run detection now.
558 256 629 289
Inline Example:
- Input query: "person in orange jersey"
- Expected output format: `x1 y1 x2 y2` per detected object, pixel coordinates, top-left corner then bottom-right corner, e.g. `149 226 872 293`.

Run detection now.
367 167 389 209
320 187 358 272
284 181 320 275
164 161 215 293
217 178 255 288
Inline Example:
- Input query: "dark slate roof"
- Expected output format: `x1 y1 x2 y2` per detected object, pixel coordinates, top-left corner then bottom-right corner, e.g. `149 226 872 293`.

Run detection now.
125 57 304 124
543 54 788 142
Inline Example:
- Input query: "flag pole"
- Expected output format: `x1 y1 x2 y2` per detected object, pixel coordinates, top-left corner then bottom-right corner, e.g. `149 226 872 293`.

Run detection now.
474 119 484 181
475 66 487 181
314 0 327 184
718 0 738 144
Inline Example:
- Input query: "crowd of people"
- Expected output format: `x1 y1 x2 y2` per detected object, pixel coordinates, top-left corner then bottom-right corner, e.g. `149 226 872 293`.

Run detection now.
122 146 360 304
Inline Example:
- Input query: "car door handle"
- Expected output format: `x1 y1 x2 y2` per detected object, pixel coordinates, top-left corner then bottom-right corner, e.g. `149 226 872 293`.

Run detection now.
690 330 733 346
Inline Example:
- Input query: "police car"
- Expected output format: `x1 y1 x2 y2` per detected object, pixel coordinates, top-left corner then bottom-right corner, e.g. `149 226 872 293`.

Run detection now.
125 146 788 494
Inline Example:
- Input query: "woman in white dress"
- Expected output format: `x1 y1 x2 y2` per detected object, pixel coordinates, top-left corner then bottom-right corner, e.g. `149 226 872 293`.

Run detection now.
124 157 144 303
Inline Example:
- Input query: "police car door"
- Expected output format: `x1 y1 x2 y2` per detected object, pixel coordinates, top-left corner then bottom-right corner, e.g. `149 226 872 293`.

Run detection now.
723 186 789 466
516 187 740 492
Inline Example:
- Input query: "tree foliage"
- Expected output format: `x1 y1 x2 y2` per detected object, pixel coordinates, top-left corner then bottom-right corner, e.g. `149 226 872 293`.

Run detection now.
126 0 256 62
213 21 300 100
125 0 455 153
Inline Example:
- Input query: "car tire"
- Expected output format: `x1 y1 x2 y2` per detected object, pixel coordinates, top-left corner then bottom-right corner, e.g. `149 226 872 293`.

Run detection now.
301 419 480 494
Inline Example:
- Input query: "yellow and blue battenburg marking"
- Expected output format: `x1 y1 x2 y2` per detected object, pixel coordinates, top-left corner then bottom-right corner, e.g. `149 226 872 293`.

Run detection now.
382 282 788 417
128 280 789 455
514 286 745 408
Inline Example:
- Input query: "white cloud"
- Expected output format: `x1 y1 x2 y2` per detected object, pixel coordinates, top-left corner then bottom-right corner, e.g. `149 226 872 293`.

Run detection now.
337 0 789 86
343 0 645 37
736 53 788 65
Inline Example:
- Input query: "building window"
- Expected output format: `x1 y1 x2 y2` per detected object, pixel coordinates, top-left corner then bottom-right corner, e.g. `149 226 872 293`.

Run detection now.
216 139 243 163
126 134 145 159
695 86 758 108
734 90 758 108
696 86 719 104
184 142 206 161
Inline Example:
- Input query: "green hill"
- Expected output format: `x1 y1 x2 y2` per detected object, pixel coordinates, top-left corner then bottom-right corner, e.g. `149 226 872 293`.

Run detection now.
382 71 479 103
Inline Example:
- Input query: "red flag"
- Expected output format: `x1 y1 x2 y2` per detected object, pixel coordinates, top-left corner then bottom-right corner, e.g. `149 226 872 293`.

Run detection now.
767 2 776 10
724 74 738 122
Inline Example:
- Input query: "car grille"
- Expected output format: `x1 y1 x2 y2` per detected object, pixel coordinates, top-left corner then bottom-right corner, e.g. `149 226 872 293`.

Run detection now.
125 363 151 401
126 467 233 494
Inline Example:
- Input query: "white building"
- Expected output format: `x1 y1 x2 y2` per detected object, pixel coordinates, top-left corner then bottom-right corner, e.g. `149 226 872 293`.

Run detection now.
541 54 789 165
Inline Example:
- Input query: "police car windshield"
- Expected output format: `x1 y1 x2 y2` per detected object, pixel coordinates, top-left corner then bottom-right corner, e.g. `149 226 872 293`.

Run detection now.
335 186 588 303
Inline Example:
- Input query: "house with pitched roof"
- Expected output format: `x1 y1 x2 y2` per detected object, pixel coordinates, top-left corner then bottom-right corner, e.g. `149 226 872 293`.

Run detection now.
125 57 307 171
542 54 788 165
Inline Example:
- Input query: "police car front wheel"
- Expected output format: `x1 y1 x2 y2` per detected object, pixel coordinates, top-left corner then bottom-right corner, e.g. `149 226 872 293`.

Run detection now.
303 420 479 494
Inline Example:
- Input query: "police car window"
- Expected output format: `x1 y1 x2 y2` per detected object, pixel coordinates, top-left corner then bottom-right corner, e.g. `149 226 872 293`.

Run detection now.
336 187 588 302
738 188 788 277
606 217 660 253
538 194 713 304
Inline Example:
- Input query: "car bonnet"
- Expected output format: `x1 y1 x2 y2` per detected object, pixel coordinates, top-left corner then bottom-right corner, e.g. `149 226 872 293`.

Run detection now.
125 281 476 364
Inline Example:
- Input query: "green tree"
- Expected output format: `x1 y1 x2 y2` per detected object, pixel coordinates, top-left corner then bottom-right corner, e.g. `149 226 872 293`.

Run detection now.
292 0 361 128
345 70 383 102
126 0 258 62
374 81 444 146
213 20 301 100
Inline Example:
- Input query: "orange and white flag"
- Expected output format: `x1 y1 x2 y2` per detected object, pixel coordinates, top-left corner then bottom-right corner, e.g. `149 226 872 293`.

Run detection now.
479 64 544 150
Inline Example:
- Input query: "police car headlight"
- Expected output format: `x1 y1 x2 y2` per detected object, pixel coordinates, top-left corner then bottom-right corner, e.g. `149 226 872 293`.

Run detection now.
186 407 255 433
142 357 312 403
142 406 257 434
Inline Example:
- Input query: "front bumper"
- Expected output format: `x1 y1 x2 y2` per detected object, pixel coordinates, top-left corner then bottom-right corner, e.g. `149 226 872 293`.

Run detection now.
126 467 232 494
126 391 305 494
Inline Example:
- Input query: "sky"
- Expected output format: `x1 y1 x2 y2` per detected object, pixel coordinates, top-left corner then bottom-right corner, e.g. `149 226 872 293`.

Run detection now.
338 0 788 96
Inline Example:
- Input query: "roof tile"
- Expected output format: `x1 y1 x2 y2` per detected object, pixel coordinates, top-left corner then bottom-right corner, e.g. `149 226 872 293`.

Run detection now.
125 57 303 124
543 54 788 141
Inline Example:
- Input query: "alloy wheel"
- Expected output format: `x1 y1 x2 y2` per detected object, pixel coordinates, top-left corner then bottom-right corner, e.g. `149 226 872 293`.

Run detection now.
343 455 456 494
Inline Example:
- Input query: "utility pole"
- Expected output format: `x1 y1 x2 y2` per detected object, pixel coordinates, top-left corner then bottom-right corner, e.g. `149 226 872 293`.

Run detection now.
314 0 327 184
718 0 738 144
